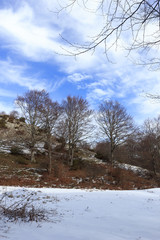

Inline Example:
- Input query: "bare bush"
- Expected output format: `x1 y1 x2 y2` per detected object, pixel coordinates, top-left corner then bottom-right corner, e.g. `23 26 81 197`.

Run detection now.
0 192 47 222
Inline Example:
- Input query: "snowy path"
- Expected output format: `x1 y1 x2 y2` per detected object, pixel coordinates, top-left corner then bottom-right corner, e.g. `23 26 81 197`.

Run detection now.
0 187 160 240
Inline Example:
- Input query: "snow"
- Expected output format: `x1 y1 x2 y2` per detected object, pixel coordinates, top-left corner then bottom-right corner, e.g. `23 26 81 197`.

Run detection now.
116 162 149 176
0 186 160 240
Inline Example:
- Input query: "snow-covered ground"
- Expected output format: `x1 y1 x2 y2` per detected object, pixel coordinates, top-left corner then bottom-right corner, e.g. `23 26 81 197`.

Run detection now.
116 162 150 176
0 186 160 240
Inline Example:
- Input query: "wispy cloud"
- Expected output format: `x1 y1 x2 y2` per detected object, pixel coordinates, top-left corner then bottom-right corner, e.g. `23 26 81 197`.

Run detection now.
0 59 48 90
0 88 16 98
0 2 62 61
0 0 160 123
67 73 92 83
51 77 66 92
0 101 15 114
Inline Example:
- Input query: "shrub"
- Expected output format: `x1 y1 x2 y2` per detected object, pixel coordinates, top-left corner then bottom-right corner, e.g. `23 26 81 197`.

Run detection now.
19 117 25 123
79 142 92 151
70 158 84 170
111 167 122 184
16 130 25 135
54 144 64 152
39 160 49 171
8 116 14 123
84 162 107 178
14 158 28 165
10 146 23 155
0 192 46 222
95 141 110 162
0 118 7 129
1 114 8 120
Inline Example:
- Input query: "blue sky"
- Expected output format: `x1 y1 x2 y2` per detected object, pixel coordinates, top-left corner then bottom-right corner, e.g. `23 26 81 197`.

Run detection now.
0 0 160 125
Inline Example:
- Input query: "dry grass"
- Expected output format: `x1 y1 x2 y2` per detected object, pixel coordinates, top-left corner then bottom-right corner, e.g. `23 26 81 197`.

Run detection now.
0 153 158 190
0 191 46 222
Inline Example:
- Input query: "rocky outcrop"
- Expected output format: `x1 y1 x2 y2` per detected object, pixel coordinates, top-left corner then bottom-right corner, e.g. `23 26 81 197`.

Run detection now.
0 114 26 133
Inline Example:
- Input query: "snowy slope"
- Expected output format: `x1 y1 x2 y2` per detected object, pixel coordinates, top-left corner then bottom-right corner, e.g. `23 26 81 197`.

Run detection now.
0 186 160 240
116 162 150 176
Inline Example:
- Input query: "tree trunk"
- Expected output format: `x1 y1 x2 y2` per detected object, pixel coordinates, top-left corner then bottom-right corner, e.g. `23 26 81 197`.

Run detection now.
31 149 36 163
110 140 114 165
111 150 114 165
70 147 74 166
48 142 52 174
46 133 53 174
151 152 157 176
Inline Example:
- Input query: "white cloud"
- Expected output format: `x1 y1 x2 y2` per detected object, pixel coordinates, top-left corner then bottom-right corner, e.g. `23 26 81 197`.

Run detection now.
93 88 108 97
128 95 160 125
0 89 16 98
0 101 14 114
0 1 105 67
67 73 92 83
0 0 160 124
0 59 48 90
0 2 63 61
51 78 65 92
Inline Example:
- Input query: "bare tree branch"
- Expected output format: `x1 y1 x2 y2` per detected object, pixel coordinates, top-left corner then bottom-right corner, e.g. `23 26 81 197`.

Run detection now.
57 0 160 66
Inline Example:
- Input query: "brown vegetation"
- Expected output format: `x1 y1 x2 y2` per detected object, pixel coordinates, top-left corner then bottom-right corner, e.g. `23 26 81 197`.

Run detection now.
0 152 158 190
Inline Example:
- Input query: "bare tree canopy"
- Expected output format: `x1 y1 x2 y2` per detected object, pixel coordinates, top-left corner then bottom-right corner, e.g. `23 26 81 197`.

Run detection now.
58 0 160 67
61 96 93 166
9 110 19 119
146 92 160 101
97 100 135 163
140 116 160 175
16 90 49 162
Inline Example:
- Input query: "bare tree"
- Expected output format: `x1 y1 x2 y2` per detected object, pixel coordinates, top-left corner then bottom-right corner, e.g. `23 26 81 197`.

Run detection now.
94 141 110 162
97 100 135 164
139 117 160 175
125 130 141 161
58 0 160 67
9 110 19 119
61 96 93 166
54 115 68 150
16 90 49 162
0 111 6 115
41 98 61 173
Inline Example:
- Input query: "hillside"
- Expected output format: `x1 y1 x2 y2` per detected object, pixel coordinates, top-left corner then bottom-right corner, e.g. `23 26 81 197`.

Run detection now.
0 113 159 190
0 151 158 190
